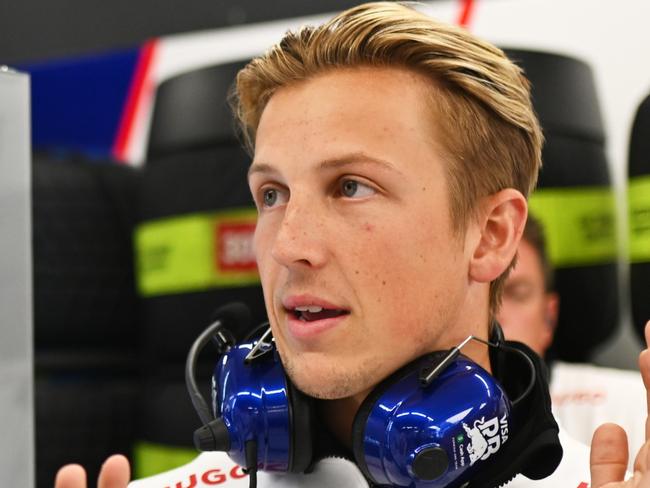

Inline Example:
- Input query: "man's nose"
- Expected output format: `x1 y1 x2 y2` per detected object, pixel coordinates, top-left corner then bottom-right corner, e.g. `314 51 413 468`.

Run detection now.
270 197 328 269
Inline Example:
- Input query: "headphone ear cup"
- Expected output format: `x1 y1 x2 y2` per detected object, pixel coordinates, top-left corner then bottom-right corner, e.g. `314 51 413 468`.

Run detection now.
351 351 512 487
285 379 314 473
215 344 315 473
351 355 430 480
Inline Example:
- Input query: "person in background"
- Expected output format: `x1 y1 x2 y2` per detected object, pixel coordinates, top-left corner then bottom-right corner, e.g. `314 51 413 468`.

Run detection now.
497 214 647 469
54 3 650 487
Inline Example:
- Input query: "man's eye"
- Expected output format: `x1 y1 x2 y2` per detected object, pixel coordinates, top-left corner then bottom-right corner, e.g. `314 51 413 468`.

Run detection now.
504 284 533 302
340 179 375 198
262 188 281 207
263 189 277 207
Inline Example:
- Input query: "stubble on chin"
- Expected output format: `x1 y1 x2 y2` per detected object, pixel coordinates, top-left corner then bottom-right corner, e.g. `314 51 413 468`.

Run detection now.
281 353 379 400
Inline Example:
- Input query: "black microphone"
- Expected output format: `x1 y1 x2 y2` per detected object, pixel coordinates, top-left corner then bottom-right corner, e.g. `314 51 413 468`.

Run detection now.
185 302 252 451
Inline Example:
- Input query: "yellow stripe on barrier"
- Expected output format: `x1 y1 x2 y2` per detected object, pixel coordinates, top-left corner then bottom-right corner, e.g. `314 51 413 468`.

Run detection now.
629 175 650 263
133 441 197 479
135 208 260 297
529 187 618 267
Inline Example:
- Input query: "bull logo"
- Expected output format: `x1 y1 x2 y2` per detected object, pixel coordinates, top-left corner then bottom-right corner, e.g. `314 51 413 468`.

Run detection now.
462 414 507 465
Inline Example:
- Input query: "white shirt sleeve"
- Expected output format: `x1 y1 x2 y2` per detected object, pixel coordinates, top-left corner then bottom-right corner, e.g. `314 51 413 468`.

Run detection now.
551 361 646 471
505 423 591 488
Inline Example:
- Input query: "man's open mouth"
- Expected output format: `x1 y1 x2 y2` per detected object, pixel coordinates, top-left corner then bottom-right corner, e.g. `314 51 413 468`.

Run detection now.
290 306 349 322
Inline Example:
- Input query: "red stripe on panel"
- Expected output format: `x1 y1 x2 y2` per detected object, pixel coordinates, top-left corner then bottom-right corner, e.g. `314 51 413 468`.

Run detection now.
457 0 475 28
112 38 159 162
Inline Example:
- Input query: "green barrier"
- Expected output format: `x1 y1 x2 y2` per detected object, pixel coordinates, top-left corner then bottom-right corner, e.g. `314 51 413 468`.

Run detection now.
135 208 260 297
529 187 617 267
133 441 197 479
629 175 650 263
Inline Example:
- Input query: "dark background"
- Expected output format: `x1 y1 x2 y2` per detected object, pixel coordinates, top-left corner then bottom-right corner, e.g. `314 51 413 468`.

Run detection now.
0 0 389 64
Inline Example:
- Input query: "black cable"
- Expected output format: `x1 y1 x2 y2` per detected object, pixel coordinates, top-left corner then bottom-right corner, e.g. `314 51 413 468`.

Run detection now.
245 440 258 488
185 318 225 426
186 303 251 454
500 343 537 407
247 468 257 488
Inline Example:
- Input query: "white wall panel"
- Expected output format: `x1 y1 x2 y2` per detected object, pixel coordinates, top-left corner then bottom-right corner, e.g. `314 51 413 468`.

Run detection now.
0 67 34 487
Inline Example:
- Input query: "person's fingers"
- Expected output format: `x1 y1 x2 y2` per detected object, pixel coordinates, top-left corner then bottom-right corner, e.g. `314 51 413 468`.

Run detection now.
54 464 87 488
635 441 650 474
643 441 650 487
627 442 650 488
591 423 629 488
98 454 131 488
641 321 650 441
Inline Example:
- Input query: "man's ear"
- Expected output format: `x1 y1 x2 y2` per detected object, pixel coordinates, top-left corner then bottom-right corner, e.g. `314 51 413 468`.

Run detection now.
468 189 527 283
545 291 560 331
536 291 560 353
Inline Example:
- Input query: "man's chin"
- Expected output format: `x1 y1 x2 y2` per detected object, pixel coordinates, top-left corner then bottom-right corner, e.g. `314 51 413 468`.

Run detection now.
296 385 356 400
295 382 353 400
280 349 383 400
285 364 372 400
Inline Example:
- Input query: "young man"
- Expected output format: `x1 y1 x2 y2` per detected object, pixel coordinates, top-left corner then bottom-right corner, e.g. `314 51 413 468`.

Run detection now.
55 3 650 487
497 214 647 469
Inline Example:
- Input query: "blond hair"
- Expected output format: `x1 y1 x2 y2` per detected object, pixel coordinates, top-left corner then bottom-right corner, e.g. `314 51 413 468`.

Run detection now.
231 1 543 315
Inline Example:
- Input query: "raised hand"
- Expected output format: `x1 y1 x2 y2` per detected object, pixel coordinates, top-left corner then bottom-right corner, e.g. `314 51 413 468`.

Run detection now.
590 321 650 487
54 454 130 488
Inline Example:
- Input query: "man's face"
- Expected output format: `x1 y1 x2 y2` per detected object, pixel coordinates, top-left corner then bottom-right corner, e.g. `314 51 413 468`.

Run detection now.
497 239 558 357
248 67 478 400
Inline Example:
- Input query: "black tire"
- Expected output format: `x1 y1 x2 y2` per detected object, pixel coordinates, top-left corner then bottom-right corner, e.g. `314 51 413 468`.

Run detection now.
137 149 266 368
32 156 141 350
504 49 620 361
35 375 139 488
629 94 650 342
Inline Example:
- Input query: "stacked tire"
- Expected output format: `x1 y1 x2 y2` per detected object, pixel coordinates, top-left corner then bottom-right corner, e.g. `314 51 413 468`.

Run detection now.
628 94 650 343
32 156 141 487
504 49 620 362
133 61 266 478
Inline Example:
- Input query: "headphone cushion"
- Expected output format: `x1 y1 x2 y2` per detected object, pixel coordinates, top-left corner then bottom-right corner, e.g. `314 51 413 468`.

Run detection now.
285 379 314 473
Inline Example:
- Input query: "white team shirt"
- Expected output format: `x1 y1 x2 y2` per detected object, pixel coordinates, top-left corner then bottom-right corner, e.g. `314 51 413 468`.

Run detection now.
550 361 646 470
128 422 592 488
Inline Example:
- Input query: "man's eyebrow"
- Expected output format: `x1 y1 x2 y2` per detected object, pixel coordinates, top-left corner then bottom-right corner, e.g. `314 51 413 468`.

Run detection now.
248 152 404 178
248 162 275 179
317 153 404 175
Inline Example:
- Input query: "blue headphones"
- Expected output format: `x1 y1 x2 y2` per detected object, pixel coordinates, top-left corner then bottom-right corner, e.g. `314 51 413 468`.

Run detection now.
186 303 539 488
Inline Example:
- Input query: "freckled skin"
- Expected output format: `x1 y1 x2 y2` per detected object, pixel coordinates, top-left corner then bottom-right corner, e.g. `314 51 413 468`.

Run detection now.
249 66 491 403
